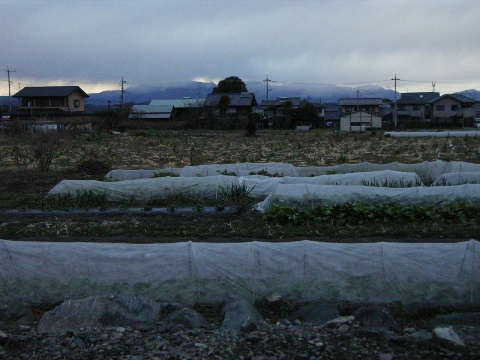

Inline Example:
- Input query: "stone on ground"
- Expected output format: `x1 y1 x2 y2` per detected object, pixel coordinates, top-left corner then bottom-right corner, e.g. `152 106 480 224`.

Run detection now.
288 300 340 325
38 295 161 334
221 298 263 332
353 305 400 332
163 307 209 329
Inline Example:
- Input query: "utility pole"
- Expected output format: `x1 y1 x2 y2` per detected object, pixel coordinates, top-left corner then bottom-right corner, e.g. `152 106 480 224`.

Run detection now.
6 65 16 114
263 75 276 126
432 81 436 93
119 77 126 108
391 74 400 128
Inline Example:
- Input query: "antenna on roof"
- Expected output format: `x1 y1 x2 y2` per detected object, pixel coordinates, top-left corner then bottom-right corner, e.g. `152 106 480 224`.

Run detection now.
432 81 436 92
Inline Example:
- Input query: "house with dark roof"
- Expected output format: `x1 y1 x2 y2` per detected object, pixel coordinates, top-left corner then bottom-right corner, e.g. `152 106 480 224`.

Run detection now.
396 92 440 127
12 86 90 123
338 98 392 127
261 97 301 118
338 98 385 115
204 92 256 121
430 94 477 127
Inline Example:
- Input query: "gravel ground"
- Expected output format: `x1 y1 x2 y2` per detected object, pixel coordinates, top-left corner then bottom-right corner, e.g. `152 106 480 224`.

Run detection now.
2 312 480 359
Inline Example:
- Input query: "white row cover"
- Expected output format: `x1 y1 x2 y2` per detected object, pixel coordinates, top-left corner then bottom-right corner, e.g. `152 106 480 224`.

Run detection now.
105 161 480 186
0 240 478 306
281 170 423 187
180 162 299 177
384 131 480 138
432 172 480 186
48 176 240 202
256 184 480 212
296 160 480 184
238 175 284 199
105 168 183 181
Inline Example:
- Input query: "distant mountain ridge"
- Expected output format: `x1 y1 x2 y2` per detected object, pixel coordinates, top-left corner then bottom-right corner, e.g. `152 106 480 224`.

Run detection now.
456 89 480 101
83 81 400 110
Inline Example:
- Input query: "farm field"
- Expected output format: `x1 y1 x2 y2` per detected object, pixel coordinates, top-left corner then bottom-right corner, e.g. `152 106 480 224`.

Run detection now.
1 129 480 242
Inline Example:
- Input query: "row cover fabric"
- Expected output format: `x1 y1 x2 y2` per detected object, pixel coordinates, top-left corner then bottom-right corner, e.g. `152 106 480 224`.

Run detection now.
238 175 284 199
296 160 480 184
281 170 423 187
256 184 480 212
432 172 480 186
179 162 299 177
384 131 480 138
105 161 480 186
0 240 478 306
105 168 183 181
48 175 239 202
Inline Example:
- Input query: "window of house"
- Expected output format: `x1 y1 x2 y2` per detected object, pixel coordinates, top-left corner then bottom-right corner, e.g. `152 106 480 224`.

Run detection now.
413 105 420 110
73 100 80 107
451 105 459 111
51 99 62 107
436 105 445 111
398 105 406 111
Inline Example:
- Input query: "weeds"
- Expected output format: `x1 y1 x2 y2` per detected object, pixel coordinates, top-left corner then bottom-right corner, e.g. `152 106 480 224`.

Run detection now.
220 183 255 203
151 172 180 178
361 178 423 188
40 190 110 210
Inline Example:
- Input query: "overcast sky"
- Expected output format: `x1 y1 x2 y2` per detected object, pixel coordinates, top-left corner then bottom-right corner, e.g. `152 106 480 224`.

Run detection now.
1 0 480 96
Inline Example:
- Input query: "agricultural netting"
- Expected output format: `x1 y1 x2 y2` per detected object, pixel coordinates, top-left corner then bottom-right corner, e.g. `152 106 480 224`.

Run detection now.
236 175 284 199
105 168 183 181
256 184 480 212
47 175 239 202
281 170 423 187
432 172 480 186
180 162 299 177
295 160 480 184
0 240 478 306
384 131 480 138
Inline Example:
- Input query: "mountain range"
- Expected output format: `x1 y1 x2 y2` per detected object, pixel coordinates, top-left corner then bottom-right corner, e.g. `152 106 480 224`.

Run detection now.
1 81 479 112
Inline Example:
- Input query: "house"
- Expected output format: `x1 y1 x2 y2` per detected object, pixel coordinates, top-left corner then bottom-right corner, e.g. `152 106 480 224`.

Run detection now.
129 105 173 120
261 97 301 118
396 92 440 127
323 102 341 127
340 111 382 132
338 98 385 115
430 94 477 127
129 98 204 120
12 86 90 124
149 98 204 119
204 92 256 118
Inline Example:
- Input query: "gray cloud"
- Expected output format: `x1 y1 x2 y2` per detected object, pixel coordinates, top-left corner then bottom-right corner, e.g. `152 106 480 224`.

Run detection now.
1 0 479 95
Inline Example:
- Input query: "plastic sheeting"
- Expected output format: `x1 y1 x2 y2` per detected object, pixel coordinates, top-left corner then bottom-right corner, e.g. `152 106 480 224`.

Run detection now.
281 170 423 187
102 161 480 185
180 162 299 177
47 175 240 202
105 168 183 181
432 172 480 186
256 184 480 212
384 131 480 138
238 175 284 199
0 240 478 306
295 160 480 184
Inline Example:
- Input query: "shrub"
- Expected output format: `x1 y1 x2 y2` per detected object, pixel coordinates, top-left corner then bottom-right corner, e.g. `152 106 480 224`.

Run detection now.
30 132 61 171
